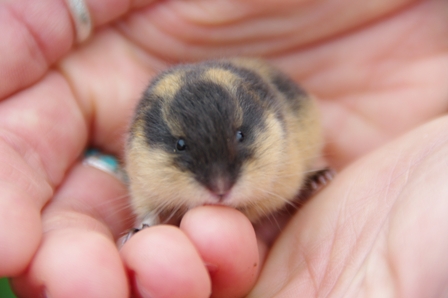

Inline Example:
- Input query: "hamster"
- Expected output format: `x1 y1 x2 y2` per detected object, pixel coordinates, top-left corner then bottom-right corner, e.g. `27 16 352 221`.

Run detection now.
125 58 326 230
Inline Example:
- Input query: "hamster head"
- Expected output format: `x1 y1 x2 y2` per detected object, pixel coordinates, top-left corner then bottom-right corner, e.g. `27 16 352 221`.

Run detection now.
126 60 321 223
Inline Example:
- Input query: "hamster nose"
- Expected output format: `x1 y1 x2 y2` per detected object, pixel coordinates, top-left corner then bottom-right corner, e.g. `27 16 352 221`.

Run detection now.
207 176 234 201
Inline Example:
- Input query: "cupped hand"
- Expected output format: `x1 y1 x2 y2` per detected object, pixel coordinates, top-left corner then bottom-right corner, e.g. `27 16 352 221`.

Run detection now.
1 0 447 297
248 115 448 297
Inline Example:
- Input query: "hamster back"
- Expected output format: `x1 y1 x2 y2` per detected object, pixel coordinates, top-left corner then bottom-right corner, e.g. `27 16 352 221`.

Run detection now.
126 58 323 225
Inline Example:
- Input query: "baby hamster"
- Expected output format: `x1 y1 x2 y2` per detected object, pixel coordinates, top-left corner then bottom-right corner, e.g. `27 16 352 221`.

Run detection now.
125 58 325 229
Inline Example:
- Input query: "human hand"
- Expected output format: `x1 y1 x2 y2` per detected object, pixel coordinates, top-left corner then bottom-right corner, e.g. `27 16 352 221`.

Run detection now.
248 115 448 297
2 0 447 297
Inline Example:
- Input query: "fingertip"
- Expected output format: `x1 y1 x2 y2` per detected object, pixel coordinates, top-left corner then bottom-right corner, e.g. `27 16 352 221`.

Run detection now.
180 206 260 298
121 225 211 298
31 229 128 298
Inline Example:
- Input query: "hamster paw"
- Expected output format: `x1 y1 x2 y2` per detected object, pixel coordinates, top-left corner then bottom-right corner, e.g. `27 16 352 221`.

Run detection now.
118 223 151 248
307 167 336 191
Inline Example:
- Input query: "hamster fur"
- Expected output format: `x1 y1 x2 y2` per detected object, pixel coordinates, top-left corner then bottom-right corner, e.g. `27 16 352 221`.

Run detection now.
126 58 323 226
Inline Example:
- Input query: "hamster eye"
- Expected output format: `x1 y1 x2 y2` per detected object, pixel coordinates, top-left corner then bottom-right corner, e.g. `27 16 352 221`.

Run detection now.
176 138 187 151
236 131 244 143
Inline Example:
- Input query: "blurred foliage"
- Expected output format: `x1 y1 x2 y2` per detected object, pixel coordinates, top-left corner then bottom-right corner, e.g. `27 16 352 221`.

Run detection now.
0 278 16 298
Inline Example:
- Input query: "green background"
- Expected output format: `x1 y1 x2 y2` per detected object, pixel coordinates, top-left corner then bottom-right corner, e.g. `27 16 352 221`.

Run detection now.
0 278 16 298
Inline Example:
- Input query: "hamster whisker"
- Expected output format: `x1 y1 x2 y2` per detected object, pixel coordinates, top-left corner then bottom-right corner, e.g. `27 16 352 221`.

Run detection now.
90 193 132 213
246 184 297 208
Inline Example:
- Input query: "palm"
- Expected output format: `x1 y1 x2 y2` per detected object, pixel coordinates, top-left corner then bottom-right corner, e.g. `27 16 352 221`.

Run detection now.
249 115 448 297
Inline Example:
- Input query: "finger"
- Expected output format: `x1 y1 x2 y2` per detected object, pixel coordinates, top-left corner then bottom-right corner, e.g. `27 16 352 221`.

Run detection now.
11 162 131 298
0 72 88 276
115 0 414 61
55 30 155 155
0 0 155 98
180 206 260 298
120 225 211 298
248 115 448 297
273 0 448 167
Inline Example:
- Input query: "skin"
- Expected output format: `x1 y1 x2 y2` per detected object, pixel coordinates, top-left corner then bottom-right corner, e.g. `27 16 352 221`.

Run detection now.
0 0 446 297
